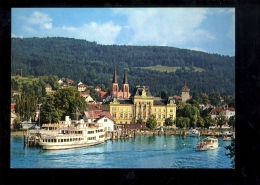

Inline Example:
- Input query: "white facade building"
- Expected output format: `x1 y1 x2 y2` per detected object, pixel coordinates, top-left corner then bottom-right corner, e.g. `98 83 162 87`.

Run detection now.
95 116 114 132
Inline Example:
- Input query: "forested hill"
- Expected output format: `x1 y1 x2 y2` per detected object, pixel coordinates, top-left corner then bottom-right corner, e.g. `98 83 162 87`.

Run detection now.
11 37 235 96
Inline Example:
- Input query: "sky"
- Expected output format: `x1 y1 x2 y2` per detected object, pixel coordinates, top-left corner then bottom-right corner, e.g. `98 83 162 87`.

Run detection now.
11 8 235 56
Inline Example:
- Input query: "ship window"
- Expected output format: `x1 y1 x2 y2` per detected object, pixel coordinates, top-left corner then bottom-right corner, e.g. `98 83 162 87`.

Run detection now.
70 138 72 141
54 139 57 142
61 139 63 142
51 139 53 142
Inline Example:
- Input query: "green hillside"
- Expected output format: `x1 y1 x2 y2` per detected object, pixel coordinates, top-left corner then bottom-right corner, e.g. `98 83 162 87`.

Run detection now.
11 37 235 96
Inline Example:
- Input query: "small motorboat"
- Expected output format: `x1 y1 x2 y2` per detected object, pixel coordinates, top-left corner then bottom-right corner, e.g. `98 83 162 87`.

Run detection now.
219 131 233 136
222 135 232 141
186 129 200 137
223 132 235 141
195 136 219 151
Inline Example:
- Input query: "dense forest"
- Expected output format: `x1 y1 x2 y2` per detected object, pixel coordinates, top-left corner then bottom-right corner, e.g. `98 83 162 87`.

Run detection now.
11 37 235 96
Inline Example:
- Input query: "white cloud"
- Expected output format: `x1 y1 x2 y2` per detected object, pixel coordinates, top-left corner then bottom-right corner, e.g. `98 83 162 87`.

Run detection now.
113 8 212 46
59 21 122 44
27 11 53 29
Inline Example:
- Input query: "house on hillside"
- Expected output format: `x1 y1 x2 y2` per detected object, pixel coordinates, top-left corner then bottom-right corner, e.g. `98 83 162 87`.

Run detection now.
78 83 87 92
85 95 96 104
45 84 55 95
210 105 235 120
98 91 109 102
95 86 101 92
58 79 63 85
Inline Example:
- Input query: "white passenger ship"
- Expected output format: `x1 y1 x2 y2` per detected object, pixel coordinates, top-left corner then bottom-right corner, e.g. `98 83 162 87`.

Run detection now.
38 122 105 150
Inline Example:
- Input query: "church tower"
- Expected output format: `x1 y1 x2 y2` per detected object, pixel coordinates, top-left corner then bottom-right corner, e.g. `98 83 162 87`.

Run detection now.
110 68 119 97
122 69 130 99
181 83 190 102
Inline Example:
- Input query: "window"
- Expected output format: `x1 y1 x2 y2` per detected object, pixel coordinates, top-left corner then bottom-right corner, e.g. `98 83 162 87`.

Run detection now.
104 119 107 122
170 109 173 112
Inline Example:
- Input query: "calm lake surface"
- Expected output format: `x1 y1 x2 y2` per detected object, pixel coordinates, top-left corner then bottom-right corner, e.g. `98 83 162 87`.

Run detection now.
11 135 233 168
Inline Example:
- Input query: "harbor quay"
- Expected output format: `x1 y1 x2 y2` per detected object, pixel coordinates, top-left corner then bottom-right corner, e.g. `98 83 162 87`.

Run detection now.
18 127 232 148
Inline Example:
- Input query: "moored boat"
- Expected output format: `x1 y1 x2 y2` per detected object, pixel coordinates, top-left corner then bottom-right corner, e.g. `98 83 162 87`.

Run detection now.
222 132 235 141
219 131 233 137
195 136 219 151
186 129 200 137
38 122 105 150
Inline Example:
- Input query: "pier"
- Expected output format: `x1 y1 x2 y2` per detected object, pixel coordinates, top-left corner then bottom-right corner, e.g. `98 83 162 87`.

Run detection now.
23 132 40 147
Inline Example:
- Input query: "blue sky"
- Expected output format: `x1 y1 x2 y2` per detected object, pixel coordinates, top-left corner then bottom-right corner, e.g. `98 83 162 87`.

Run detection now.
12 8 235 56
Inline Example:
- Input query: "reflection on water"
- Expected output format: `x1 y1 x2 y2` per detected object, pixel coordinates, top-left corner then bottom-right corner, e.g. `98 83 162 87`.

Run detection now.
11 135 233 169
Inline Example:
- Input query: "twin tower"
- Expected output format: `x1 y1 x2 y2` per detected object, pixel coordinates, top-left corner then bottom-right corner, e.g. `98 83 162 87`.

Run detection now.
110 68 130 99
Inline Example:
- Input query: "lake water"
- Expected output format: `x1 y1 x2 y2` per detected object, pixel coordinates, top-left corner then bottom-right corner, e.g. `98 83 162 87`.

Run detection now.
11 134 233 168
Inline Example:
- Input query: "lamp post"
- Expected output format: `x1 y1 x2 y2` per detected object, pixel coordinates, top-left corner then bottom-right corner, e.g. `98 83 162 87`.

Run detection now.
37 103 42 129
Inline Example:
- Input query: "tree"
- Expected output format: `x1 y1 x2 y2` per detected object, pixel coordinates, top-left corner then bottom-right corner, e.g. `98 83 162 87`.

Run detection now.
176 117 190 128
208 92 221 106
196 116 205 128
146 115 157 131
13 114 21 131
186 99 200 109
164 117 174 129
228 116 235 128
40 95 63 124
54 87 87 120
14 91 38 122
215 111 228 128
203 115 214 128
199 93 210 105
182 104 200 118
160 90 168 100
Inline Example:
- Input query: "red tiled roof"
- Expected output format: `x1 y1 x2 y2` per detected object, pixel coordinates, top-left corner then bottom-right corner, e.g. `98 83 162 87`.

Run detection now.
173 95 182 100
84 111 113 120
210 106 235 114
88 104 102 111
99 91 108 98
